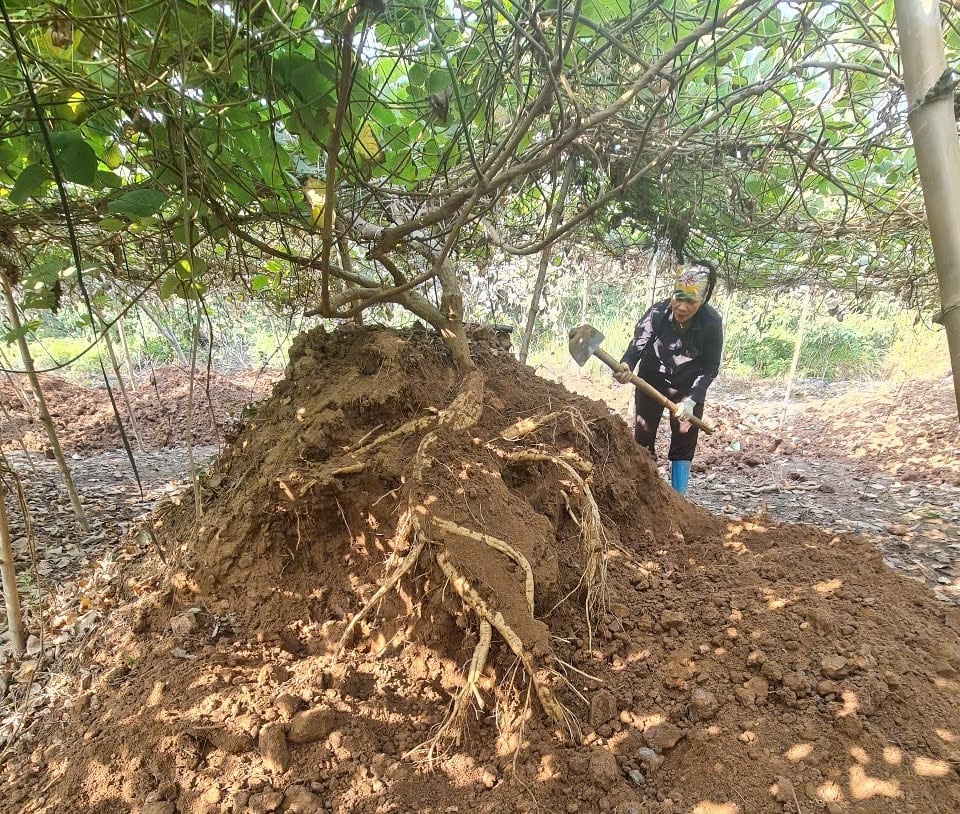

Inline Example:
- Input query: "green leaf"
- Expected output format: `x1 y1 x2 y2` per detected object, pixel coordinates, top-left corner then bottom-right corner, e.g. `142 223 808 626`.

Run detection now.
4 319 41 345
53 135 97 185
427 71 450 95
158 273 181 300
97 170 124 189
10 164 50 204
107 189 168 218
251 273 271 291
99 217 127 232
408 62 427 87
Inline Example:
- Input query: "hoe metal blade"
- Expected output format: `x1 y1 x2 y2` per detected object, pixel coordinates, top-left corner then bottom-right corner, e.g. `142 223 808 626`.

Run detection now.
568 324 605 367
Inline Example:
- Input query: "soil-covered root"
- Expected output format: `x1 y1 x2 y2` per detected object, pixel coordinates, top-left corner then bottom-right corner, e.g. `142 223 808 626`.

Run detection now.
431 550 578 740
494 447 609 632
334 511 421 662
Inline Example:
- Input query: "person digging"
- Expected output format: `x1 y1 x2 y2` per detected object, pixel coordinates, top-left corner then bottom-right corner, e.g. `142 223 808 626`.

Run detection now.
614 260 723 496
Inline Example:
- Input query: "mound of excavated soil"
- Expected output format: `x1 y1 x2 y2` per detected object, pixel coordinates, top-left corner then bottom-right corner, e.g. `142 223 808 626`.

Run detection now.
5 326 960 814
0 366 273 453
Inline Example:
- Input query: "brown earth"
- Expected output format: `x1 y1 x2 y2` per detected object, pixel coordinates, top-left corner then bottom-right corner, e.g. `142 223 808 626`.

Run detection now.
3 326 960 814
535 351 960 487
0 366 273 454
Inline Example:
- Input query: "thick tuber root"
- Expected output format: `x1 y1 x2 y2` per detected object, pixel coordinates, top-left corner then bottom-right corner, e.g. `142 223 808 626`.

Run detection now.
493 448 609 633
432 517 535 612
434 550 577 736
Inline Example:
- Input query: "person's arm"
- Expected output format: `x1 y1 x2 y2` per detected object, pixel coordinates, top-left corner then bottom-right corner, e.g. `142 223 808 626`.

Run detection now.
620 305 660 372
688 317 723 403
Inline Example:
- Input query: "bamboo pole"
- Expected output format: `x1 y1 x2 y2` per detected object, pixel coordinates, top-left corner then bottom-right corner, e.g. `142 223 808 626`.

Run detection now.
895 0 960 418
0 276 89 532
0 478 24 658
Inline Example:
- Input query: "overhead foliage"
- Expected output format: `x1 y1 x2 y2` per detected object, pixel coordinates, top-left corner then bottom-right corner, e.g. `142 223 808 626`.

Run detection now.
0 0 955 360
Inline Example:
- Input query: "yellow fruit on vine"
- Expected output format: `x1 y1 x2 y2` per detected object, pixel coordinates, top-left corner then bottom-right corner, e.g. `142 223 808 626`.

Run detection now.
302 178 334 228
103 143 124 170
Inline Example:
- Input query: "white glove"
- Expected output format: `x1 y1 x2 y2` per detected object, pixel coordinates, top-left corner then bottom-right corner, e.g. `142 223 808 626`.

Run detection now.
613 363 633 384
675 397 696 423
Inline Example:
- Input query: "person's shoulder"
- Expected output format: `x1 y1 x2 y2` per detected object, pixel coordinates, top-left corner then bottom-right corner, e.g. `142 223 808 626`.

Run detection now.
698 303 722 324
652 299 672 315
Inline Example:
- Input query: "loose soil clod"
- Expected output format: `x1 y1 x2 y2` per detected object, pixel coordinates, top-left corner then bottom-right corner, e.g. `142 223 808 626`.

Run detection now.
4 325 960 814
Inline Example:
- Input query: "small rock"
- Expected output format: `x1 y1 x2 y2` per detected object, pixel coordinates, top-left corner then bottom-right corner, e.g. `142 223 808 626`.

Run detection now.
884 523 910 537
771 776 795 803
170 611 199 637
736 677 769 706
283 785 324 813
644 722 684 751
805 608 835 635
589 749 620 789
627 768 644 787
636 747 664 773
276 693 300 720
660 611 686 630
590 689 618 727
738 730 757 744
139 804 176 814
821 655 848 679
257 664 291 686
258 722 289 773
688 688 718 722
816 679 838 696
288 707 338 743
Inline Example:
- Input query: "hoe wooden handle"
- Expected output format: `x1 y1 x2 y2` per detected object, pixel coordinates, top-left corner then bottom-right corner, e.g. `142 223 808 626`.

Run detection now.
593 348 716 434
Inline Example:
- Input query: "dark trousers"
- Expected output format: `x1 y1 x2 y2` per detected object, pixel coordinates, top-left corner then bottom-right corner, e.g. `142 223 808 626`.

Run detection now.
634 382 704 462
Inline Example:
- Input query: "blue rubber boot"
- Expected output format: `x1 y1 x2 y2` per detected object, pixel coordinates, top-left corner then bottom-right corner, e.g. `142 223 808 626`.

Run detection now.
670 460 691 496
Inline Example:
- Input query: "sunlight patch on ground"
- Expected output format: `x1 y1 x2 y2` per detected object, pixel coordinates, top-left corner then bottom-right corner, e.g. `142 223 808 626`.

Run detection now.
785 742 813 762
849 765 901 800
883 745 903 766
814 577 843 594
817 781 844 803
691 803 740 814
913 756 951 778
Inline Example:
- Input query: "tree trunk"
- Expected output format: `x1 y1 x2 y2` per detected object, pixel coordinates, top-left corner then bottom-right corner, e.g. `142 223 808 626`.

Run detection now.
0 479 25 658
0 277 89 532
519 158 576 364
780 286 812 431
140 303 190 366
437 262 474 370
895 0 960 418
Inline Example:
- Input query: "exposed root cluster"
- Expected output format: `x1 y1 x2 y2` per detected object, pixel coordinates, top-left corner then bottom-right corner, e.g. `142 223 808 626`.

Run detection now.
334 374 608 762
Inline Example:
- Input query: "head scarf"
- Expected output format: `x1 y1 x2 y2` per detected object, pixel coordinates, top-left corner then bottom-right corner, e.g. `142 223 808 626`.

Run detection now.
672 264 711 303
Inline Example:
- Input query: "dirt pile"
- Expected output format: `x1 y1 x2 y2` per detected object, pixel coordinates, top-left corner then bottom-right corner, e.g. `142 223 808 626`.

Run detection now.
0 366 273 453
5 326 960 814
